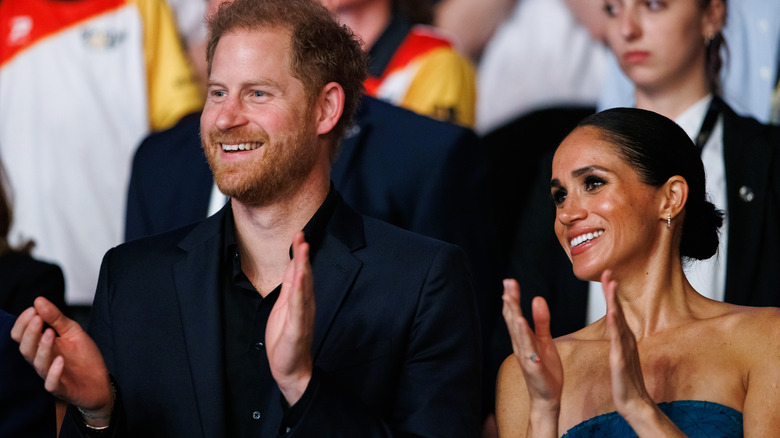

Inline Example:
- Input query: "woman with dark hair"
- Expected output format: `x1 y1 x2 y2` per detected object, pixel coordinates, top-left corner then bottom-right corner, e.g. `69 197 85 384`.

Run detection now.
496 107 780 436
0 157 65 316
580 0 780 320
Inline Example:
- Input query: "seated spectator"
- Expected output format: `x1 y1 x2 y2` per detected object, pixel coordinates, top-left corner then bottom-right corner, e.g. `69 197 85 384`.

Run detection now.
508 0 780 336
125 95 503 427
13 1 482 436
497 107 780 437
598 0 780 124
323 0 477 127
2 308 56 438
0 0 203 323
0 157 65 316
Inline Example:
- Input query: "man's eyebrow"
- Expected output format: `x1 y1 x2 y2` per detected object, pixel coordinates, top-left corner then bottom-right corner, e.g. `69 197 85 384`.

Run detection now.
207 79 281 88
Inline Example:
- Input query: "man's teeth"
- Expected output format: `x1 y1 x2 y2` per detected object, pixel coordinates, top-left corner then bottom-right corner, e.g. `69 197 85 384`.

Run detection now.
571 230 604 248
222 142 261 151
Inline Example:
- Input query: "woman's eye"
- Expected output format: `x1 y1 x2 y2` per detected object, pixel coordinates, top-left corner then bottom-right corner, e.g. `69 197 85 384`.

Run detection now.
603 0 621 16
645 0 665 11
584 176 606 191
551 189 567 206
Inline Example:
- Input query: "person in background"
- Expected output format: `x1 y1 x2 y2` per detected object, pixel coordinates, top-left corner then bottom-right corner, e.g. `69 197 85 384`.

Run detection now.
322 0 477 127
1 309 57 438
1 154 64 434
0 0 203 326
0 156 65 316
434 0 609 135
12 0 482 436
498 107 780 437
598 0 780 125
165 0 210 94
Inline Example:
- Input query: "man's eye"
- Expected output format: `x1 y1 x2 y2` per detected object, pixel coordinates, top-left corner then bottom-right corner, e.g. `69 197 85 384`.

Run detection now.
551 189 567 206
212 90 226 97
253 91 265 97
584 176 606 191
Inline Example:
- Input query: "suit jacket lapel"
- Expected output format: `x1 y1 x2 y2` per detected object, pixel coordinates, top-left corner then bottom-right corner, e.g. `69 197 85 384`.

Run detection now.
171 207 228 437
722 106 773 300
310 197 365 359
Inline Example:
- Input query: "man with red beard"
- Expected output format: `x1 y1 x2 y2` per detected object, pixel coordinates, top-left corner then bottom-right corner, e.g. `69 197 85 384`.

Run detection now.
11 0 482 437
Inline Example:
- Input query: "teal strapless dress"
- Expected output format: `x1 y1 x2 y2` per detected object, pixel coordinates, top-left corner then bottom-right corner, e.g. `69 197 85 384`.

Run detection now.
562 400 742 437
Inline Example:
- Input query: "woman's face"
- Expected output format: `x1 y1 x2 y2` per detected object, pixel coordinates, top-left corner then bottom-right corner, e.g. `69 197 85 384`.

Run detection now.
551 126 664 281
603 0 721 94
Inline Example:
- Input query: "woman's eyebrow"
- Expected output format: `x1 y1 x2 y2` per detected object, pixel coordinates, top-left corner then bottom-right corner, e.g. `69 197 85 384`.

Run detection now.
572 165 610 178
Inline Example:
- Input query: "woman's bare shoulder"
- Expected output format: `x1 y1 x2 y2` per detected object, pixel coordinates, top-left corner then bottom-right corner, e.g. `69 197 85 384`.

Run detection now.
717 304 780 335
726 305 780 348
496 354 530 437
555 321 607 351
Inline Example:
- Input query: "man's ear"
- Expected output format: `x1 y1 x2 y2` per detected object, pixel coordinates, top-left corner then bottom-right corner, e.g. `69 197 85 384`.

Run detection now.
314 82 344 136
660 175 689 223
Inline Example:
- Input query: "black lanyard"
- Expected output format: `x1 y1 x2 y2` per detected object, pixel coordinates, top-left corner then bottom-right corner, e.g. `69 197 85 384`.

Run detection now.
694 96 723 152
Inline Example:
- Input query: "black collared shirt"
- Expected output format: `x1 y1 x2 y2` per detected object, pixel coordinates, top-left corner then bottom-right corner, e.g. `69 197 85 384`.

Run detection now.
221 189 338 437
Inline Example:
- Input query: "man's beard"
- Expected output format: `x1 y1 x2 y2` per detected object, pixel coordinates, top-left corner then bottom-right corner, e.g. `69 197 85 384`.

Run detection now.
202 119 319 208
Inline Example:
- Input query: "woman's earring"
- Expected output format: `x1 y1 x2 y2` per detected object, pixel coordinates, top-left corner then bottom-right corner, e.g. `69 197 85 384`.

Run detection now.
667 213 671 229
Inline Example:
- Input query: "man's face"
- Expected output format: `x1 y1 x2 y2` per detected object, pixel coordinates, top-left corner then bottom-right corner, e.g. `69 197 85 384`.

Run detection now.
201 28 320 207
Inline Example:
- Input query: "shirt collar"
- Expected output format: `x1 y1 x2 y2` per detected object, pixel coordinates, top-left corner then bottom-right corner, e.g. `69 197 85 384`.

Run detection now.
675 94 714 141
222 186 339 264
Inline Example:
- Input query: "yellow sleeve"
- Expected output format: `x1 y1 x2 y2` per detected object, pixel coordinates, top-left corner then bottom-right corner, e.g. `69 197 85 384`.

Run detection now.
133 0 203 131
400 48 477 127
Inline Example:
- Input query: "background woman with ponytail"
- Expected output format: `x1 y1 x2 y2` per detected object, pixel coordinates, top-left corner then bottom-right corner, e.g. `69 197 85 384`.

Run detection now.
497 107 780 437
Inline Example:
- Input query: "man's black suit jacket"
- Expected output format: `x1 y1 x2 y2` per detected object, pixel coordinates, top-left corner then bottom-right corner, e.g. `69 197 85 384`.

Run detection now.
508 102 780 337
63 195 482 437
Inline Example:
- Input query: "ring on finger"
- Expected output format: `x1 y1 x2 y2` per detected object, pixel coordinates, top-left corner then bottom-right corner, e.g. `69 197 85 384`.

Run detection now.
529 352 541 363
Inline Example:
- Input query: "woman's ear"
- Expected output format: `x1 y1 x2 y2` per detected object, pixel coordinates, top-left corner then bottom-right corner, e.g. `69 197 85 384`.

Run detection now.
660 175 689 223
314 82 345 136
702 0 726 37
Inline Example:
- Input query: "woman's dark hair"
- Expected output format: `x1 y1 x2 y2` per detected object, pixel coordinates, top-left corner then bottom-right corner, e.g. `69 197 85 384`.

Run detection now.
575 108 723 260
701 0 728 95
0 156 33 256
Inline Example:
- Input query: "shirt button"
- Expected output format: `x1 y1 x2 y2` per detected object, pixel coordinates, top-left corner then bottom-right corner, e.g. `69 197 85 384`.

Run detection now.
285 427 292 433
254 341 264 350
252 411 261 420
